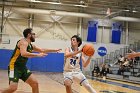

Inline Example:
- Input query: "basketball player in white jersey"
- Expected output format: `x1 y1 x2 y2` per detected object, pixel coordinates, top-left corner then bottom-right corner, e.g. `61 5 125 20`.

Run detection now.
63 35 97 93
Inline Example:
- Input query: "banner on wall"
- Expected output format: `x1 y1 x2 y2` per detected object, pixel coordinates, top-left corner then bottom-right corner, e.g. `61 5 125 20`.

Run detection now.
87 21 98 42
111 22 122 44
98 47 107 57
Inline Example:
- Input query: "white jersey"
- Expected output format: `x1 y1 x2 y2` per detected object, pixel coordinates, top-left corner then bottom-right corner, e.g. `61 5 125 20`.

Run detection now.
64 47 81 72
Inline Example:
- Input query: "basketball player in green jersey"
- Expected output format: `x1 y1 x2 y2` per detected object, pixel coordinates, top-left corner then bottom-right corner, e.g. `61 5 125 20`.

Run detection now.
63 35 97 93
2 28 61 93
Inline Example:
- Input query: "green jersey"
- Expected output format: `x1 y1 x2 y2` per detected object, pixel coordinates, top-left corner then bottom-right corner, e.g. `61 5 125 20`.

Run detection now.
9 40 33 70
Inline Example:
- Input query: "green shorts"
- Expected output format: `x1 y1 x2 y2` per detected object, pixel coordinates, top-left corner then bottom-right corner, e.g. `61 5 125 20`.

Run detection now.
8 66 32 83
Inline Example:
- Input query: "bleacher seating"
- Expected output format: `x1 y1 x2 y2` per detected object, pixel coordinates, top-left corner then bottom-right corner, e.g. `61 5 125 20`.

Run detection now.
104 41 140 83
130 68 139 73
106 62 140 83
123 72 131 76
129 76 140 82
107 74 123 79
134 65 140 69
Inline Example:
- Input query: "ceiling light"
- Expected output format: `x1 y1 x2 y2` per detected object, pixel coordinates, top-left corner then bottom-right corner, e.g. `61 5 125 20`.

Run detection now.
29 0 61 4
132 10 138 13
47 2 62 5
132 8 138 13
123 10 130 12
29 0 41 3
74 4 87 7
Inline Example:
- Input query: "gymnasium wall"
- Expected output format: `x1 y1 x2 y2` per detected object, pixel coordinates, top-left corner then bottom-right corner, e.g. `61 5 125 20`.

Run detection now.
118 22 140 44
127 22 140 44
0 9 140 45
2 17 140 45
0 36 127 72
1 15 115 44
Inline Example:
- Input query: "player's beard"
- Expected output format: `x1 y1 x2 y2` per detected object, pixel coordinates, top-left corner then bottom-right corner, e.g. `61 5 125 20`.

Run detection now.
30 36 35 42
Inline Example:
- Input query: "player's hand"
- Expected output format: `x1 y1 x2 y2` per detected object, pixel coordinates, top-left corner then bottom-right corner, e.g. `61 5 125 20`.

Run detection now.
37 53 48 57
125 53 136 59
55 49 62 53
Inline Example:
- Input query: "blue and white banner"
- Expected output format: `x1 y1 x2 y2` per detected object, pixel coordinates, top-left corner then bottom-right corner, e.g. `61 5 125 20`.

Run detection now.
111 22 122 44
87 21 98 42
98 47 107 57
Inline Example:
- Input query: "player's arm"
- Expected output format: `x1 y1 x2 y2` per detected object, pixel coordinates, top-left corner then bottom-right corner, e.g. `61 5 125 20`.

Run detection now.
32 45 62 53
65 47 82 58
126 52 140 59
81 53 92 67
19 40 47 58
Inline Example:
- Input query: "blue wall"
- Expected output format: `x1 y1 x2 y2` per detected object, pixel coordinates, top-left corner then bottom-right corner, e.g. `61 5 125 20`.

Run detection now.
0 49 64 72
0 49 13 70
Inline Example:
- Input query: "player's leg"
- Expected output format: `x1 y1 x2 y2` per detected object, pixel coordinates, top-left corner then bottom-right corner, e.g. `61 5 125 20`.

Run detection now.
64 78 73 93
2 68 19 93
81 79 97 93
22 69 39 93
25 74 39 93
2 81 18 93
74 72 97 93
63 72 73 93
65 86 72 93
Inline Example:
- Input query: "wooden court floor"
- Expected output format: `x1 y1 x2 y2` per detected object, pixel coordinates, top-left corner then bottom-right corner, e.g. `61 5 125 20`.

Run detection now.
0 70 140 93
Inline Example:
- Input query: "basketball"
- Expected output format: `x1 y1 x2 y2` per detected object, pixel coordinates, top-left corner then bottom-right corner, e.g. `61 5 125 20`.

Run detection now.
82 44 95 56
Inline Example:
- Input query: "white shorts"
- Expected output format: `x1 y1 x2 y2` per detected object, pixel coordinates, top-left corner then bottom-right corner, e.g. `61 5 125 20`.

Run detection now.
63 71 86 85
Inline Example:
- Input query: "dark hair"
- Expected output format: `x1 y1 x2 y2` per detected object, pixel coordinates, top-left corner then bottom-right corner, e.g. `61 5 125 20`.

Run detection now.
71 35 82 47
23 28 32 38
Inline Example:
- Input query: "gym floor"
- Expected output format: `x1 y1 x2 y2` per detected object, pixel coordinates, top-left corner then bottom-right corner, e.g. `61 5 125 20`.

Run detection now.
0 70 140 93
